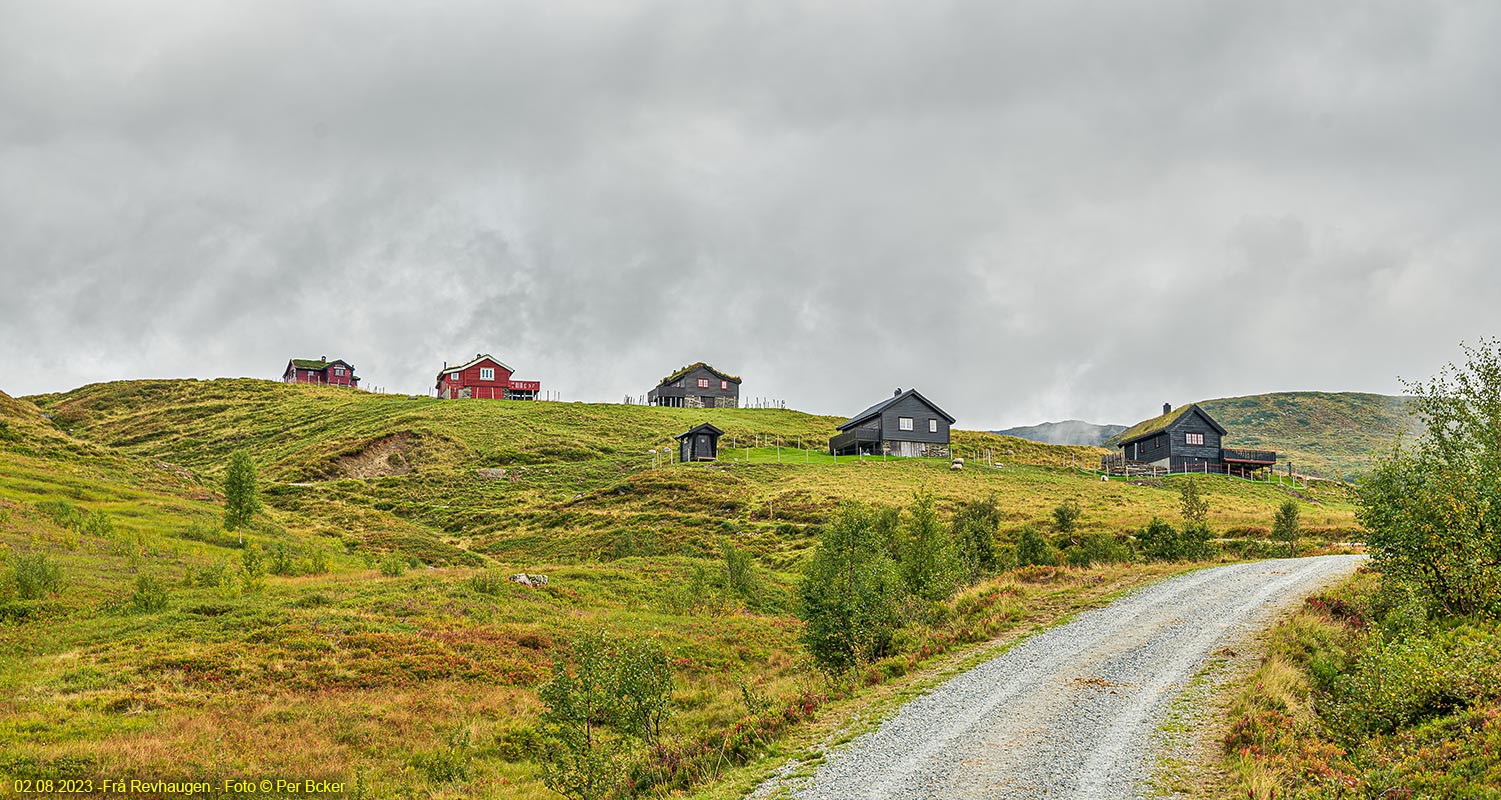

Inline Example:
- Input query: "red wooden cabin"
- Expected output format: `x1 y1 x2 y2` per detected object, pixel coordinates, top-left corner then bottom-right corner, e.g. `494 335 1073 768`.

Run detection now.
435 354 540 400
283 356 359 387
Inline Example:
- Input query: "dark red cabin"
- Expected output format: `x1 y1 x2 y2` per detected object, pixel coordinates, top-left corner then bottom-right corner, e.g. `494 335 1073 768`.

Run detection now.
435 354 540 400
283 356 359 387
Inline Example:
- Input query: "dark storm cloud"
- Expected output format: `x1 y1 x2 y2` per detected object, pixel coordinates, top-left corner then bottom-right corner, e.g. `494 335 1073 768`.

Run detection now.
3 1 1500 427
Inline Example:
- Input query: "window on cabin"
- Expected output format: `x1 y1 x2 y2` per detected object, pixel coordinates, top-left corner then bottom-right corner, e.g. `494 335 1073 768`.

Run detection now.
898 417 914 431
334 367 345 376
929 419 938 433
697 378 710 388
480 368 495 381
720 380 728 390
1186 433 1204 446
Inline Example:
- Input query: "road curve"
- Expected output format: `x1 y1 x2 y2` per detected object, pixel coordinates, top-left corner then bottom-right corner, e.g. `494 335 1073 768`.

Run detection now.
763 555 1364 800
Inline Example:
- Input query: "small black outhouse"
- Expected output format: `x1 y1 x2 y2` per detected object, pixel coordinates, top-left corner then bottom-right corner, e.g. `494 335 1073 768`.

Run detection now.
676 423 724 462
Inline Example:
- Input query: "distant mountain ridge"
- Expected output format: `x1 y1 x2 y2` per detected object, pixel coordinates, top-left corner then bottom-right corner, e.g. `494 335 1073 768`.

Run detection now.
998 391 1420 478
993 420 1127 447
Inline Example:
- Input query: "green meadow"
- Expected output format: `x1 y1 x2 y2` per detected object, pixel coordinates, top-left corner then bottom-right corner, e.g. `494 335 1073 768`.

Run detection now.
1 380 1363 798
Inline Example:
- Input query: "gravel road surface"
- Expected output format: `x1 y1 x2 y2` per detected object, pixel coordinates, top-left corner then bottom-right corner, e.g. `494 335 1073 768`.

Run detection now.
761 555 1364 800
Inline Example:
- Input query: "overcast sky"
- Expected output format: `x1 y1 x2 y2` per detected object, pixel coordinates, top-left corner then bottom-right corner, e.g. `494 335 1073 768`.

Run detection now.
2 1 1498 428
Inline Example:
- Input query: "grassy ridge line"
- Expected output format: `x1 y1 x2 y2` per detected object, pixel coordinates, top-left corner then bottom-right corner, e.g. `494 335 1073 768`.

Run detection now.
28 379 1105 480
1196 392 1419 479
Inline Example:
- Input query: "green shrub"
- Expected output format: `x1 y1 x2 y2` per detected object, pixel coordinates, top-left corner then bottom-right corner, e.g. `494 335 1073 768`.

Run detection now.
192 559 233 588
721 539 760 603
305 548 331 575
379 552 408 577
11 553 65 599
1180 479 1209 528
538 630 674 800
897 493 960 602
1325 624 1501 742
241 545 266 578
953 494 1002 581
798 502 904 675
468 570 506 596
1015 526 1056 567
1052 500 1081 535
1134 517 1211 562
1273 500 1301 557
1065 533 1133 568
34 499 83 529
130 574 170 613
81 510 113 537
1355 342 1501 616
268 542 298 576
223 450 262 534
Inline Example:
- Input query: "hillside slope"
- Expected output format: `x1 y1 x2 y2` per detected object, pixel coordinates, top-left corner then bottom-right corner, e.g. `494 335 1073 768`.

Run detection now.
4 379 1361 799
1195 392 1417 479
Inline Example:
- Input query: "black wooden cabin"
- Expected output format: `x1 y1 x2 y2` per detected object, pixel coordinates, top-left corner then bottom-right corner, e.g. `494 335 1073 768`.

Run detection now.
649 363 741 409
829 388 954 457
677 423 724 462
1109 403 1277 476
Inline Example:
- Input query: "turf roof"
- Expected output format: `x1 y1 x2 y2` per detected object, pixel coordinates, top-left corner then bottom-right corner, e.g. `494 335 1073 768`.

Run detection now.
658 362 741 386
1110 404 1226 447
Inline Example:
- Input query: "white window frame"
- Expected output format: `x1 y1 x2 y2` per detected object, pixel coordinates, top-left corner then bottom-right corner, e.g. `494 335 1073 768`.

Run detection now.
1186 432 1204 446
480 367 495 381
929 419 938 433
898 416 914 431
697 377 710 389
720 380 728 390
334 367 345 377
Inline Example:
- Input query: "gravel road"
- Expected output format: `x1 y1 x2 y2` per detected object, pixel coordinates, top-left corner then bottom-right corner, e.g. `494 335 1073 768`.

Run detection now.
760 555 1364 800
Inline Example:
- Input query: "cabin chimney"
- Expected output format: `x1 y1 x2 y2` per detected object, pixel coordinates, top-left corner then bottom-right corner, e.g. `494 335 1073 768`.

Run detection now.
320 355 326 362
894 387 903 397
1163 402 1172 415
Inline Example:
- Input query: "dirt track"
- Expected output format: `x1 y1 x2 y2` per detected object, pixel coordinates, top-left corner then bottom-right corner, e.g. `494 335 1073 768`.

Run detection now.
757 556 1364 800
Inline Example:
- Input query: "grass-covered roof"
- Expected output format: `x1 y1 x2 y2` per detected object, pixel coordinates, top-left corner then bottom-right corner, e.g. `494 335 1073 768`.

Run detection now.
1109 404 1219 447
659 362 741 387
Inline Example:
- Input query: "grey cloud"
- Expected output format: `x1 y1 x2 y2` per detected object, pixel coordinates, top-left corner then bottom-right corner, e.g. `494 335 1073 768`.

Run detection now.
3 0 1500 428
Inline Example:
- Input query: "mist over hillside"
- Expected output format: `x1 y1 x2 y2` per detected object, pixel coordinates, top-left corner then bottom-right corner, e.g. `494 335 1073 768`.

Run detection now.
998 392 1420 478
994 420 1127 447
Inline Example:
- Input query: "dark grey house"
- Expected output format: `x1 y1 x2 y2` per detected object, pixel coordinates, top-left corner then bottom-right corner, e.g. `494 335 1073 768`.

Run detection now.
829 388 954 457
649 363 741 409
677 423 724 462
1109 403 1276 476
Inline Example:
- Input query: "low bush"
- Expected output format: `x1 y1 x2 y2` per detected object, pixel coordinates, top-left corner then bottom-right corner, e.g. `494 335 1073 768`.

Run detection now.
1015 526 1056 567
1134 517 1212 562
468 570 507 596
11 553 65 599
130 574 171 613
1065 533 1133 568
379 552 408 577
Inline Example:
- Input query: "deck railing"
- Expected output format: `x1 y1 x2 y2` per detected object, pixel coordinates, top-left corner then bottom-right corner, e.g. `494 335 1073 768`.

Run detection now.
1221 447 1277 464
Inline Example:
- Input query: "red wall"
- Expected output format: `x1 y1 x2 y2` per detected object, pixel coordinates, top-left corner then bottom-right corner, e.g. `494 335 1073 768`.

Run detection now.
441 358 514 399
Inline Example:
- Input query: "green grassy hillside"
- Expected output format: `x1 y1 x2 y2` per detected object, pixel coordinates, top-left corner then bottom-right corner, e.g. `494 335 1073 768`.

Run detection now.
2 379 1361 799
1196 392 1419 479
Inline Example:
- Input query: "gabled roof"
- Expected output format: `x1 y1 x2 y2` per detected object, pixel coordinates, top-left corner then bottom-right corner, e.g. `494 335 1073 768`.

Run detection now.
437 353 514 379
837 389 955 431
1111 403 1227 447
658 362 741 387
675 423 726 440
287 358 353 371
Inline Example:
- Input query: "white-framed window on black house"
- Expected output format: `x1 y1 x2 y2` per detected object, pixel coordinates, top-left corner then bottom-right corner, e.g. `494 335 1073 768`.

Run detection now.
697 378 710 388
898 416 914 431
720 380 728 390
480 367 495 381
1186 432 1204 446
929 419 938 433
